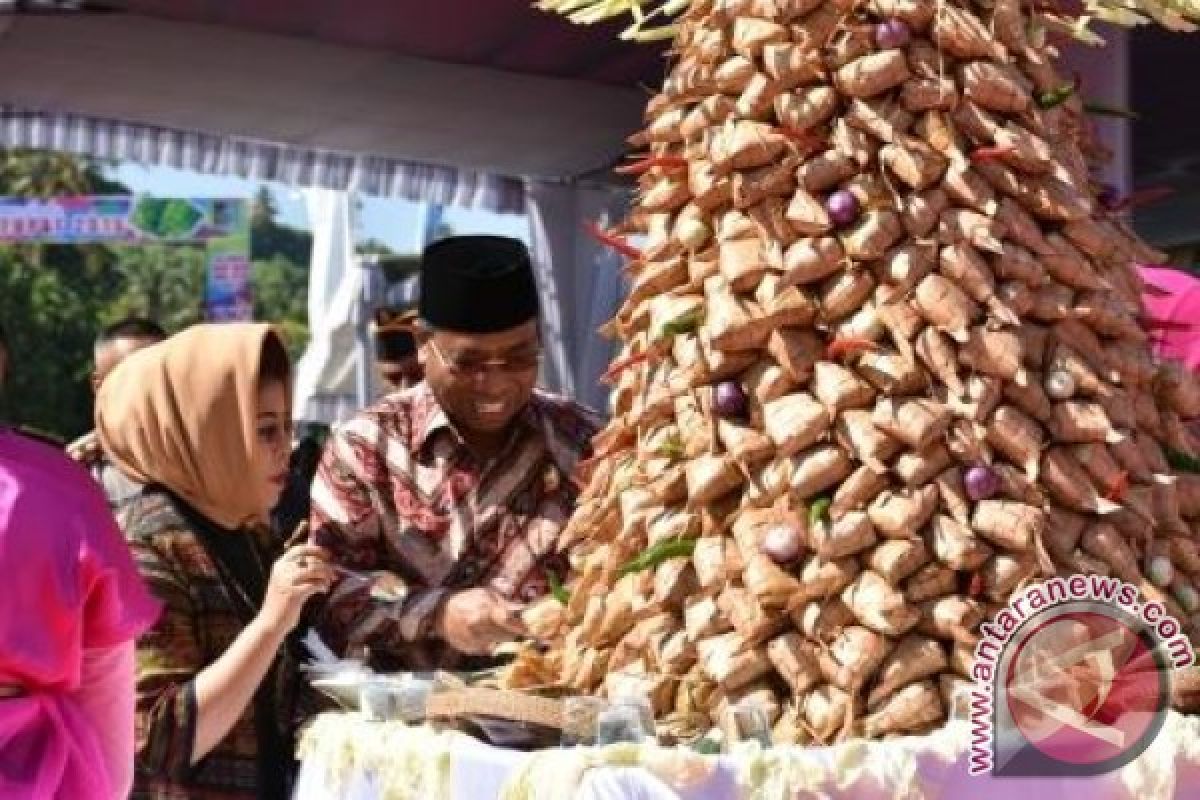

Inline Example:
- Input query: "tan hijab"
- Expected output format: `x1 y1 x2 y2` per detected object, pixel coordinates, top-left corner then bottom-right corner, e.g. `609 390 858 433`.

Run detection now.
96 323 289 530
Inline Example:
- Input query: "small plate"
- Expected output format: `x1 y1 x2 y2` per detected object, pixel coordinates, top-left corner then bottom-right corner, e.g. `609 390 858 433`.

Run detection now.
311 672 372 710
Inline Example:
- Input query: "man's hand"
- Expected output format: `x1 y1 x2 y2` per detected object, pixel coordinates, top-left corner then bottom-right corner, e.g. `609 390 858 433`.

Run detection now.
436 588 527 655
66 430 101 464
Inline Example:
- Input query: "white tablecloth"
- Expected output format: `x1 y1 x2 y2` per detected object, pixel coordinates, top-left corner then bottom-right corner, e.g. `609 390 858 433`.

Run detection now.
293 712 1200 800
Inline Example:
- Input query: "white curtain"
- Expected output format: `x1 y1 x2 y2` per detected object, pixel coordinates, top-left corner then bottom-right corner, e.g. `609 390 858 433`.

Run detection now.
0 109 525 212
292 188 367 425
526 180 629 415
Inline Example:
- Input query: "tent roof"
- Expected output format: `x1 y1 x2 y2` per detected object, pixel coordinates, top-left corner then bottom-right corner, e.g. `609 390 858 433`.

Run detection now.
5 6 1199 222
0 6 667 181
112 0 666 88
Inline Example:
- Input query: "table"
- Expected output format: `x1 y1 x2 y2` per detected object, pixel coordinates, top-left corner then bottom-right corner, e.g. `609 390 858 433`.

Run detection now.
294 711 1200 800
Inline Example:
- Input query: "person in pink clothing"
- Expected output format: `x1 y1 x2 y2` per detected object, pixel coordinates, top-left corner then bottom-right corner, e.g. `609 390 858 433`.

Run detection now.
1140 265 1200 373
0 426 161 799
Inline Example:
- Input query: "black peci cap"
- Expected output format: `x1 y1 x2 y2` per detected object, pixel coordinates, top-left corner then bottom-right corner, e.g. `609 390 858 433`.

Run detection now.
418 235 539 334
375 329 417 361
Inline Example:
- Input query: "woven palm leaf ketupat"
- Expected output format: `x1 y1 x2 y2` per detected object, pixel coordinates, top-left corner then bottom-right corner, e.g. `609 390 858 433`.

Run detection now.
507 0 1200 744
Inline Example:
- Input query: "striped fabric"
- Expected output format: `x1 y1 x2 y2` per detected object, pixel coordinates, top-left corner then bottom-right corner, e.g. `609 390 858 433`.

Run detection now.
0 107 526 212
120 489 294 800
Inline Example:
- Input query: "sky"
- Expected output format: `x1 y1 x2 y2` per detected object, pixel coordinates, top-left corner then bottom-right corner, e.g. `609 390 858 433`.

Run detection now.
110 162 530 254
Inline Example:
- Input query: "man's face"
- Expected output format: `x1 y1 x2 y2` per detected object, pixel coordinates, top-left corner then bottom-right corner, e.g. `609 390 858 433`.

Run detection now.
420 320 540 435
93 335 162 391
378 355 424 392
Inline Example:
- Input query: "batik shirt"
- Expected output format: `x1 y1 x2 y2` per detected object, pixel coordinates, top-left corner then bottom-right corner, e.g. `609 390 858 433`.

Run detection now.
309 382 599 668
123 489 295 800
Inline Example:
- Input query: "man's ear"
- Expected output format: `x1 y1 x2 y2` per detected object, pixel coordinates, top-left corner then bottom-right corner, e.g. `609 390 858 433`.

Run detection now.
413 325 433 366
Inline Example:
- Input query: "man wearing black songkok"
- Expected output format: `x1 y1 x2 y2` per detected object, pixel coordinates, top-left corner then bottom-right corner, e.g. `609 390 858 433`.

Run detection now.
372 308 424 392
309 235 600 668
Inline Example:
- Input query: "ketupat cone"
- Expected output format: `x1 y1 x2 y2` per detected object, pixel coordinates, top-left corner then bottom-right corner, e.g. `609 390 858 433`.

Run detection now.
513 0 1200 742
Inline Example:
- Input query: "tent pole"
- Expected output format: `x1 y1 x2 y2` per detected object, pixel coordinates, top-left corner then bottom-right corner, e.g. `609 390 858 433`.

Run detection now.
355 253 379 409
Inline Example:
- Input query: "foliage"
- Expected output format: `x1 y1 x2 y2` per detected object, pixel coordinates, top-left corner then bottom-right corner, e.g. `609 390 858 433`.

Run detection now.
253 254 311 361
534 0 1200 41
0 149 313 440
0 245 115 438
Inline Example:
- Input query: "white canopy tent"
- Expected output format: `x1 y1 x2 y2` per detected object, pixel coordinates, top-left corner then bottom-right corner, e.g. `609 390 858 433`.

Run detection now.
0 7 647 418
0 7 1139 422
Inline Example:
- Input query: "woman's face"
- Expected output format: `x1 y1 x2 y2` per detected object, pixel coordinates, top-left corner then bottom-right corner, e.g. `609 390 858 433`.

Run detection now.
251 380 292 516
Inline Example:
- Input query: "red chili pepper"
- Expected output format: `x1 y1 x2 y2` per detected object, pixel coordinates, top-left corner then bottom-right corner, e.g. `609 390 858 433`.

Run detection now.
601 349 654 384
970 145 1017 163
1113 185 1174 212
1139 315 1196 333
826 337 878 360
1105 470 1130 503
584 220 643 261
614 155 688 175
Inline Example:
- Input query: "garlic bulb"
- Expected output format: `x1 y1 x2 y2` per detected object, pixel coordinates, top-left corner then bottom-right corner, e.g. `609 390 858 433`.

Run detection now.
1044 369 1076 400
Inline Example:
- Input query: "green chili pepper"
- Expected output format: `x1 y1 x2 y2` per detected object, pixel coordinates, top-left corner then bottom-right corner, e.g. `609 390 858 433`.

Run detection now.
1083 101 1139 120
808 495 832 528
613 455 637 492
617 538 698 577
657 433 684 460
657 309 704 340
1166 449 1200 474
546 571 570 605
1036 83 1075 109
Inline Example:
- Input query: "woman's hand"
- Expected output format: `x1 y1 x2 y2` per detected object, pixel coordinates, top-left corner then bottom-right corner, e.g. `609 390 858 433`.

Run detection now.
258 544 335 636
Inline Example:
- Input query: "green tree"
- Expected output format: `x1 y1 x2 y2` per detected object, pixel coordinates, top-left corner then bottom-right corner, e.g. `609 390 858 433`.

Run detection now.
246 185 312 360
249 185 312 266
252 253 310 360
0 245 117 438
0 153 314 441
250 185 278 229
106 245 208 331
356 237 395 256
0 149 125 439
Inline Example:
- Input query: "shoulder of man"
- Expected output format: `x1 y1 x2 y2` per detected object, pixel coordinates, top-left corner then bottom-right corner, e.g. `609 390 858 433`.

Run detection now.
118 488 189 546
329 386 427 447
529 389 604 445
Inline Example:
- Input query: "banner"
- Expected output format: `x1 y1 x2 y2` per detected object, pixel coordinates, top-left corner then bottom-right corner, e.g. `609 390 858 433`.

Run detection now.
0 195 252 321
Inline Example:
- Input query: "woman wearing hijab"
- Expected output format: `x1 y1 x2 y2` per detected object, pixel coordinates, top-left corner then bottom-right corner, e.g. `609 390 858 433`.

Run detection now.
96 323 335 800
0 426 160 799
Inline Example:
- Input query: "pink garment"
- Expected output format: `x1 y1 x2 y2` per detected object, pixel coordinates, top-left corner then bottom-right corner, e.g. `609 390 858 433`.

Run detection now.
1140 266 1200 373
73 643 137 799
0 429 160 800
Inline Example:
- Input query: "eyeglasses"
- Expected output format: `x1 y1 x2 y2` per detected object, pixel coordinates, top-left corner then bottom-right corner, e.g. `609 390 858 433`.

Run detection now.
428 340 542 379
